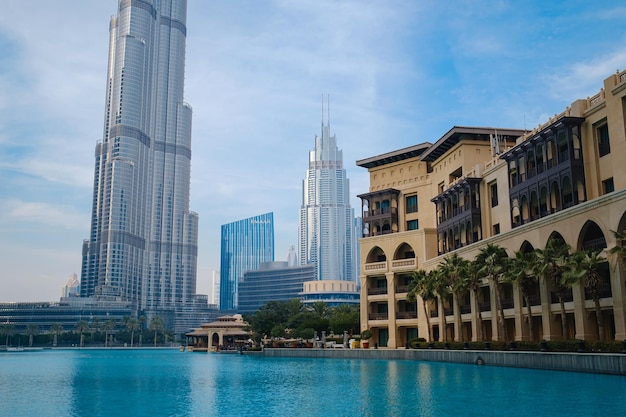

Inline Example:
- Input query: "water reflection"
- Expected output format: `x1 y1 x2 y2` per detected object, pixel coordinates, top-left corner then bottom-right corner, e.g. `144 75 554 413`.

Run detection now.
2 350 626 417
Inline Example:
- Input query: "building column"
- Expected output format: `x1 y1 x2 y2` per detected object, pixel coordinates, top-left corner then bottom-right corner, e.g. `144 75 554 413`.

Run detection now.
572 282 592 340
539 276 557 340
608 254 626 340
386 272 397 348
360 275 369 334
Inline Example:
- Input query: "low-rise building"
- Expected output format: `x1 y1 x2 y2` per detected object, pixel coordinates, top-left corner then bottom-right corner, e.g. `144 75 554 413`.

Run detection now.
357 70 626 348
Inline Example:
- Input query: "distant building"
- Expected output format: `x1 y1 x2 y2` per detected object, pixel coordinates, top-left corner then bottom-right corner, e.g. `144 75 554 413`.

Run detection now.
287 245 298 266
61 273 80 298
79 0 200 336
0 298 134 334
237 262 315 313
220 213 274 310
298 100 355 282
301 280 360 307
210 270 220 307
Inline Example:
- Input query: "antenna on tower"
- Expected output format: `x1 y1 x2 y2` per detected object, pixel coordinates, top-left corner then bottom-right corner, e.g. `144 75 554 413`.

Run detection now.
327 94 330 128
321 94 324 127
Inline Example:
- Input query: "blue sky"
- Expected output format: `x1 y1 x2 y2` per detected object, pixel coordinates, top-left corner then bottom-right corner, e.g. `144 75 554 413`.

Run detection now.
1 0 625 302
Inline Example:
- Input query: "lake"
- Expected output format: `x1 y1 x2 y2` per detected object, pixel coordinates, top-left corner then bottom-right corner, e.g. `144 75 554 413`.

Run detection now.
1 348 625 416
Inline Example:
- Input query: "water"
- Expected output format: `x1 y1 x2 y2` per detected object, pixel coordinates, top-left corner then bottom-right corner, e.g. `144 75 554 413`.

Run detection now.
1 349 625 417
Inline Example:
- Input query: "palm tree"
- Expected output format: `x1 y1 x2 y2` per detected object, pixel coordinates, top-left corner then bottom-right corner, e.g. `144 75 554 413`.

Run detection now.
608 229 626 266
504 250 538 341
25 323 40 347
75 320 90 348
149 316 164 347
138 315 146 346
439 253 470 342
50 323 64 347
103 319 116 347
431 266 451 342
91 318 102 342
535 238 574 339
1 323 16 347
308 301 330 319
565 249 607 340
407 269 436 342
466 259 485 341
125 318 140 347
476 244 509 341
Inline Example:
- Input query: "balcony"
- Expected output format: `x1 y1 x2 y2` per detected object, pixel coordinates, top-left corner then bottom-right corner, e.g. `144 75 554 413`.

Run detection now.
395 285 409 294
368 312 389 321
396 311 418 319
391 258 416 271
368 287 388 296
364 261 387 274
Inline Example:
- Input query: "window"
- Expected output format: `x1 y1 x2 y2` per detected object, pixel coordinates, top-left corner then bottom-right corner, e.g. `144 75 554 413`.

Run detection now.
597 123 610 157
405 194 418 213
493 223 500 235
602 178 615 194
407 220 419 231
490 182 498 207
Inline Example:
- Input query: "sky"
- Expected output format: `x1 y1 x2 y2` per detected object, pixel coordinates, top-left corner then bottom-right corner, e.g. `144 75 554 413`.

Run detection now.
1 0 625 302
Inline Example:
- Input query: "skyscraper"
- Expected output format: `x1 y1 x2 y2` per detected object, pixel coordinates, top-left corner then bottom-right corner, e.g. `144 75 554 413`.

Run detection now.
80 0 198 319
299 100 355 283
220 213 275 310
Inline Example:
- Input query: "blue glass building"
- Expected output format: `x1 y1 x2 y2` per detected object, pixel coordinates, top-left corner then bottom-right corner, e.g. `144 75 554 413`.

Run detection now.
220 213 275 310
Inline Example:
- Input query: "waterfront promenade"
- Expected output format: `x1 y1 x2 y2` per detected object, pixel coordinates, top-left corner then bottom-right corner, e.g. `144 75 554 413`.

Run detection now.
260 347 626 376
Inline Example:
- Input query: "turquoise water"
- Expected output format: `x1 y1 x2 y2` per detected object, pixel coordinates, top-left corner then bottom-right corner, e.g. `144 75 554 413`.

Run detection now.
1 349 625 417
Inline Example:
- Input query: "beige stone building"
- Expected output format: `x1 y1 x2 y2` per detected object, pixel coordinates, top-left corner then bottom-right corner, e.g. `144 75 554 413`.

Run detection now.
357 70 626 348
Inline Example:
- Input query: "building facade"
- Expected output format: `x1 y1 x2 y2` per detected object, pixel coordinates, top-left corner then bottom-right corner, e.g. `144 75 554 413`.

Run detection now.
237 262 316 313
220 213 275 310
298 106 355 283
358 70 626 348
80 0 199 327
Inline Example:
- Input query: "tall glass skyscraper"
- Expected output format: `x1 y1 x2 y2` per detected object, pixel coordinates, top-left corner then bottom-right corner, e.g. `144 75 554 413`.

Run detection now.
80 0 198 317
220 213 275 310
299 106 355 283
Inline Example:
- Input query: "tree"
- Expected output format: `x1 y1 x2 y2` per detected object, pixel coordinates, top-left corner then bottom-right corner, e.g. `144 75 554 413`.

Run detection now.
308 301 330 319
1 323 16 346
125 318 140 347
565 249 607 340
328 304 360 335
91 318 102 343
149 316 164 347
138 315 146 346
430 266 452 342
438 253 470 342
25 323 40 347
466 259 485 341
608 229 626 265
535 238 574 339
476 244 510 341
50 323 64 347
103 318 116 347
75 320 90 347
247 300 302 339
504 250 538 341
407 269 436 342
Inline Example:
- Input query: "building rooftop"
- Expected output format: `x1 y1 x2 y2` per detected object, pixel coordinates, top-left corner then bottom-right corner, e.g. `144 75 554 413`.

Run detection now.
356 143 431 169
